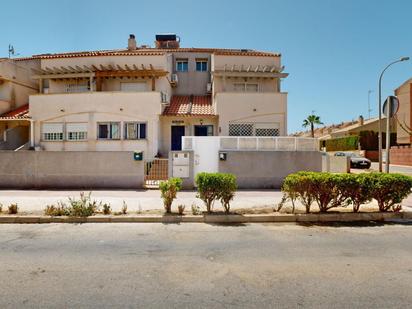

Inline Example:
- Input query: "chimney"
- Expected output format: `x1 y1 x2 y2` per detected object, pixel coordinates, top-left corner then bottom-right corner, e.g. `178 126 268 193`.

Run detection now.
358 115 364 126
128 34 137 50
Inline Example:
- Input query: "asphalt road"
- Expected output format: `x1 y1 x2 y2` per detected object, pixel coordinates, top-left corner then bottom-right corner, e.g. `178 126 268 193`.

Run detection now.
1 223 411 308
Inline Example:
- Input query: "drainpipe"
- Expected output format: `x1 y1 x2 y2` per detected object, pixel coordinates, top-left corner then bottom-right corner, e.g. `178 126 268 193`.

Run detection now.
30 120 34 148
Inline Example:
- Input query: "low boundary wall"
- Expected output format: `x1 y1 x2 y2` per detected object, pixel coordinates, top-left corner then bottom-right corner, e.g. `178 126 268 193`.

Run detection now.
218 151 322 189
390 147 412 166
0 151 144 189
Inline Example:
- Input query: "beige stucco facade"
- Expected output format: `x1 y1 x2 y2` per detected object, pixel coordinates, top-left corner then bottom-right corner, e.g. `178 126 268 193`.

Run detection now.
1 35 288 157
395 79 412 145
30 92 162 158
0 58 39 114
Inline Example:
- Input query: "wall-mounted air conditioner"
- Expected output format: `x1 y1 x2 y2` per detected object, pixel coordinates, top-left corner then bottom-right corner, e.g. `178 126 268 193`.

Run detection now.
206 83 212 93
171 74 178 83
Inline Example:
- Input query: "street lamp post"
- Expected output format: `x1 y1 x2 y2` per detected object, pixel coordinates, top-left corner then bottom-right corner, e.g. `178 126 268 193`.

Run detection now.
378 57 410 172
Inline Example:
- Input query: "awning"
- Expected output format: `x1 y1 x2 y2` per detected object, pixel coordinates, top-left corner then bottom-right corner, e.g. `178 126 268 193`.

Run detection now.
162 95 216 117
0 104 30 120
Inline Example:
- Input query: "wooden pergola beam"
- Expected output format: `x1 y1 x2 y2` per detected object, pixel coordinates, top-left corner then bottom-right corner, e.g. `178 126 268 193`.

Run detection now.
95 70 168 78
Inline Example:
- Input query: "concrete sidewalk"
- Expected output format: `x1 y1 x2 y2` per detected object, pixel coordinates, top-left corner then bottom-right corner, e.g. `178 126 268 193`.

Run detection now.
0 189 282 214
1 189 411 215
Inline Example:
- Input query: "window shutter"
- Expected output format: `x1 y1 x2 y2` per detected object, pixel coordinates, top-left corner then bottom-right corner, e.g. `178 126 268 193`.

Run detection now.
42 123 63 133
66 123 87 133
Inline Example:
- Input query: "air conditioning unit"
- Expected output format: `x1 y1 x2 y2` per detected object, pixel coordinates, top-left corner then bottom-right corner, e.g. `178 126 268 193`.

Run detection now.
171 74 178 83
161 92 169 104
206 82 212 93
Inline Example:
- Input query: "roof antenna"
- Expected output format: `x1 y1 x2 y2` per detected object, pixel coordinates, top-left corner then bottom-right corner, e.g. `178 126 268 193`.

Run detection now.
8 44 19 58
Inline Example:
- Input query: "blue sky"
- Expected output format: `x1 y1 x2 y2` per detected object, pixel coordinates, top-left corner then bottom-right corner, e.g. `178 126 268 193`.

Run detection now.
2 0 412 133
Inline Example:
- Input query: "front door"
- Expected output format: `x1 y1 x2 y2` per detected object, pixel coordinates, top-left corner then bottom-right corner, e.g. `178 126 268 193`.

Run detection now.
194 125 213 136
171 126 185 151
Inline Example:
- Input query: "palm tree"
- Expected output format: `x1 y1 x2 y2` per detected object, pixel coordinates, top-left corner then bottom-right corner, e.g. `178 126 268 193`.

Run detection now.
302 114 323 138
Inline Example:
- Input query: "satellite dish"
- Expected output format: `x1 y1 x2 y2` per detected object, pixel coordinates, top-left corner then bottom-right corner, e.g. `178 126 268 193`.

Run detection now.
383 96 399 117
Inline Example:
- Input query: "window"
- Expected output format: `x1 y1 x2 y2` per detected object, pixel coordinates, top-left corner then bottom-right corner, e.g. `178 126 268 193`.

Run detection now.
229 124 254 136
120 82 147 92
233 83 259 92
98 122 120 140
65 81 90 93
246 83 259 92
176 59 188 72
66 123 88 141
124 122 147 140
42 123 64 141
196 59 208 72
255 128 280 136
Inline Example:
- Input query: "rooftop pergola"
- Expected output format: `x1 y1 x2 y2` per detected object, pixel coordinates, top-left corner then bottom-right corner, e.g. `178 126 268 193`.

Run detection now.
212 64 288 79
32 64 169 91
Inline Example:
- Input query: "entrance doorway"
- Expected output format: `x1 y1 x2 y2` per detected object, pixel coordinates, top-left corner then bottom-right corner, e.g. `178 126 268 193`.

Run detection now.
194 125 213 136
171 125 185 151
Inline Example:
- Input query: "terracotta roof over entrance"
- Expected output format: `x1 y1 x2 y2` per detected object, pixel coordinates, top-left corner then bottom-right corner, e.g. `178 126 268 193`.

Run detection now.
0 104 30 120
162 96 215 117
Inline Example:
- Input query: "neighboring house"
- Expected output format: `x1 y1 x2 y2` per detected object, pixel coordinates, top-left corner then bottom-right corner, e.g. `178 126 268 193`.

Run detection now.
0 58 39 149
294 115 394 141
327 116 394 140
394 78 412 145
7 33 287 159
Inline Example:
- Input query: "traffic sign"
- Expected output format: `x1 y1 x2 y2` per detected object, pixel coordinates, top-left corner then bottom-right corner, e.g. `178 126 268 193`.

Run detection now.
383 96 399 117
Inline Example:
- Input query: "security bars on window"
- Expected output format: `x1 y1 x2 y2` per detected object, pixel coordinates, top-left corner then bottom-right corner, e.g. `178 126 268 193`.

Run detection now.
229 124 279 137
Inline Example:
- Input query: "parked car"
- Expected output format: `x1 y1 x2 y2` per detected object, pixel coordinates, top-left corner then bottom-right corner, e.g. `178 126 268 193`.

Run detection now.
334 152 371 169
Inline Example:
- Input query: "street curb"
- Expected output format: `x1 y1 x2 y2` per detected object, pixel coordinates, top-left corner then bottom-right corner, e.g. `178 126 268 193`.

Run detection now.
0 212 410 224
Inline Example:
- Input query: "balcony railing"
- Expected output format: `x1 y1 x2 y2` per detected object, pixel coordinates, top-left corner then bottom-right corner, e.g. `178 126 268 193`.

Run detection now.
182 136 319 152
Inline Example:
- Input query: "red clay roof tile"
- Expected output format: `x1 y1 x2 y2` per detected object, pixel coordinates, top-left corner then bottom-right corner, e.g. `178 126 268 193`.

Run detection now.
0 104 30 120
162 96 215 117
15 48 279 61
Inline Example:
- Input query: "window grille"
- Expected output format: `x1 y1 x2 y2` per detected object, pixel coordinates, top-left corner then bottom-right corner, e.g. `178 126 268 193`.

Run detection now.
255 128 280 136
229 124 253 136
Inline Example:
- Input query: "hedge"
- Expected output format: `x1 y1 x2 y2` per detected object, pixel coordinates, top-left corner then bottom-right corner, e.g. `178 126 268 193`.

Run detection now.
324 131 397 151
324 136 359 152
281 172 412 213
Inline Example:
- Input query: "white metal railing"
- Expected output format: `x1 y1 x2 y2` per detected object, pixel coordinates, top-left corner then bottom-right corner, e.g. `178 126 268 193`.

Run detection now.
182 136 319 152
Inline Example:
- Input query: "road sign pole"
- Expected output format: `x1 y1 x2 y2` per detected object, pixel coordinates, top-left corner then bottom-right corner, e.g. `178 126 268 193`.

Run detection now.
385 97 391 173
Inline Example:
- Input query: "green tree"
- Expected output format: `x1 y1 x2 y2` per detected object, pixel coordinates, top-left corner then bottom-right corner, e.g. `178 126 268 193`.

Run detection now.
302 114 323 138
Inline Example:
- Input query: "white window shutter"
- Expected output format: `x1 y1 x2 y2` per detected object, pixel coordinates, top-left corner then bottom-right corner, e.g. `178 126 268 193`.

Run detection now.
66 123 88 133
42 123 63 133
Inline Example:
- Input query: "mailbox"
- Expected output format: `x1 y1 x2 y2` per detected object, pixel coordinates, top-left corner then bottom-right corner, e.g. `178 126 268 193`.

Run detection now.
134 151 143 161
219 152 227 161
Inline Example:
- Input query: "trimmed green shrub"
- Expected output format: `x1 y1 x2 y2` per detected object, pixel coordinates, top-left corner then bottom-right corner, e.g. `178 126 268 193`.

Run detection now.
217 173 237 213
281 172 412 213
159 178 182 213
282 172 315 213
341 173 373 212
325 136 359 152
195 172 221 213
368 173 412 212
195 172 237 213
